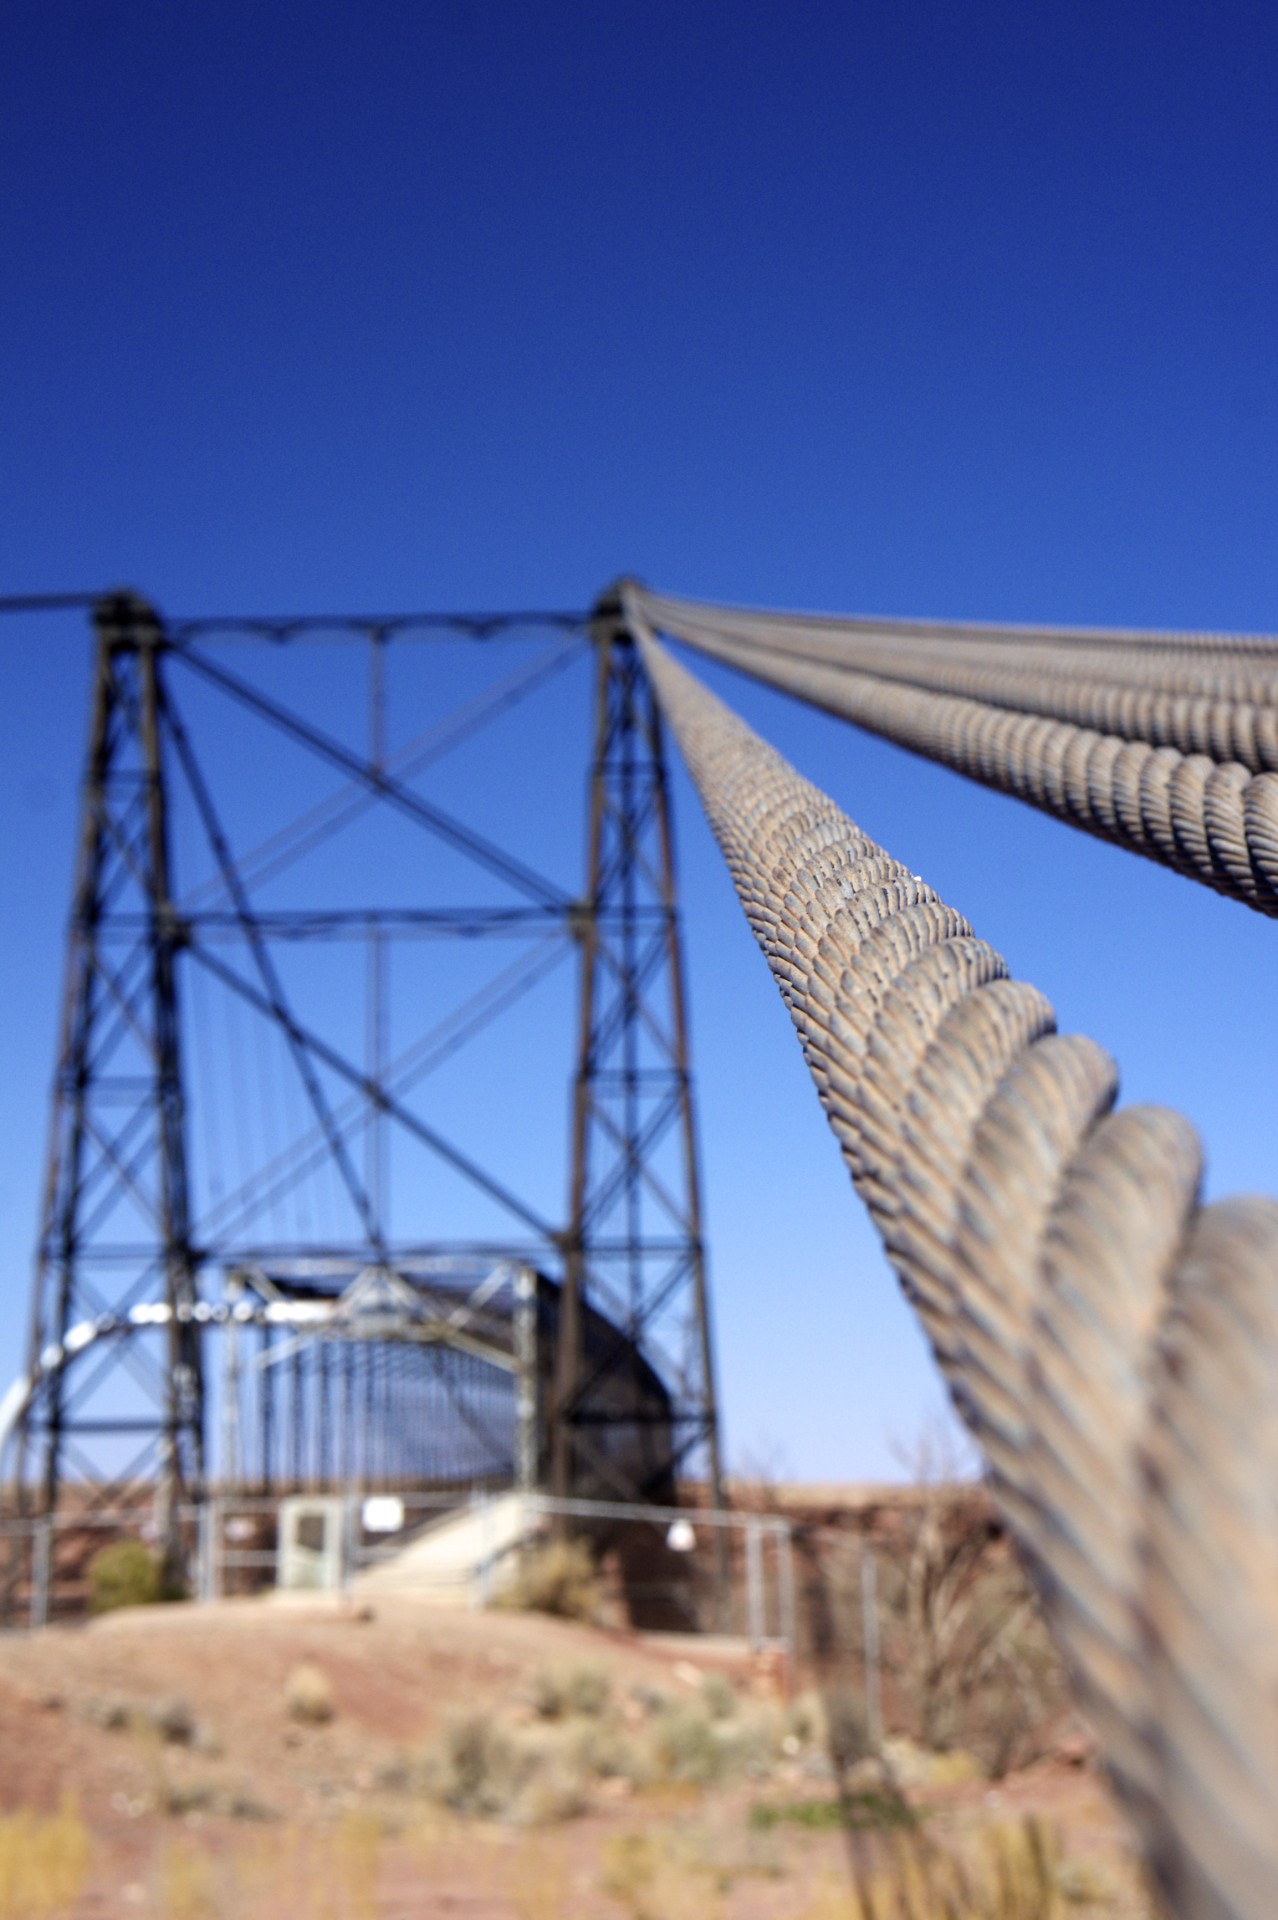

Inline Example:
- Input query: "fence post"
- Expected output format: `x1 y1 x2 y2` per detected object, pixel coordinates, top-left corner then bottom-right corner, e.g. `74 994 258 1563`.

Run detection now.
776 1521 797 1686
341 1494 358 1592
745 1520 764 1647
861 1543 882 1748
477 1492 495 1608
29 1518 51 1630
513 1266 538 1494
196 1501 212 1603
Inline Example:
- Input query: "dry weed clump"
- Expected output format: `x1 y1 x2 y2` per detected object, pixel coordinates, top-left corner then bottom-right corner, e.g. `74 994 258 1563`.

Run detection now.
530 1659 611 1720
498 1537 603 1622
793 1817 1125 1920
284 1662 335 1724
649 1676 787 1787
419 1712 589 1824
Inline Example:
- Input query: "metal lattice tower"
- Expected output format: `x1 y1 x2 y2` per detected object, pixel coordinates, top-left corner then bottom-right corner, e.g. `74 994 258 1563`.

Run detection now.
19 595 203 1562
554 590 723 1506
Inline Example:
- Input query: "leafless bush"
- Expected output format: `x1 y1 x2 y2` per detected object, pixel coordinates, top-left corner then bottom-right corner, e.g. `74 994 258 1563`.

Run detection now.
795 1425 1068 1781
874 1435 1066 1775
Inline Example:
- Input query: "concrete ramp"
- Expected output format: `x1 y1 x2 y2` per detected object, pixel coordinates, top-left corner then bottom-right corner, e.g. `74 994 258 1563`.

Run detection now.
353 1493 536 1602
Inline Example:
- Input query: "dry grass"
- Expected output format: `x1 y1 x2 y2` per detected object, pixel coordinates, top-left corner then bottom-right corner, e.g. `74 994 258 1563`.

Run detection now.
157 1839 220 1920
153 1811 386 1920
0 1786 1143 1919
0 1799 91 1919
600 1829 731 1920
793 1818 1144 1920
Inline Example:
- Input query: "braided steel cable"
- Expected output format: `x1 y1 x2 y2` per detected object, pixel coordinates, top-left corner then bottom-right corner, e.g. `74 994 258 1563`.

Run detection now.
636 599 1278 921
628 605 1278 1920
638 591 1278 773
638 587 1278 705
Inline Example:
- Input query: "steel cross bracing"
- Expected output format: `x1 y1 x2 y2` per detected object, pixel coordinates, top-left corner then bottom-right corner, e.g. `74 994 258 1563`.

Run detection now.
8 588 724 1604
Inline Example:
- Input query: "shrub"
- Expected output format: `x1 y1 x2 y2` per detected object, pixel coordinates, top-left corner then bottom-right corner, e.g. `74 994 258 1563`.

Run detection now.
430 1714 515 1814
87 1539 165 1614
510 1757 587 1827
564 1716 651 1788
150 1696 197 1746
531 1661 611 1721
420 1713 588 1825
500 1539 602 1623
700 1672 737 1721
651 1701 727 1787
284 1663 335 1724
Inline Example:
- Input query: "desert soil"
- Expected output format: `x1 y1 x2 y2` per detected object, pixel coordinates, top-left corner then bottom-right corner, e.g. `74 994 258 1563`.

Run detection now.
0 1593 1149 1917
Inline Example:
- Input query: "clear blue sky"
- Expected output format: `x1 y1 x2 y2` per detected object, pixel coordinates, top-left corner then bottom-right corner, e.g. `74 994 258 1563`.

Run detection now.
2 1 1276 1480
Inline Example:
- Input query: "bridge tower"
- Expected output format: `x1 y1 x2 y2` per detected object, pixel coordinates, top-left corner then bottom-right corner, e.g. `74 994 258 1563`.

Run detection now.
555 590 723 1508
17 594 202 1570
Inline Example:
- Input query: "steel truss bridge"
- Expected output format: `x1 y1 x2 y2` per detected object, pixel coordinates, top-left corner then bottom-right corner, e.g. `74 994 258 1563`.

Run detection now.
6 576 1278 1920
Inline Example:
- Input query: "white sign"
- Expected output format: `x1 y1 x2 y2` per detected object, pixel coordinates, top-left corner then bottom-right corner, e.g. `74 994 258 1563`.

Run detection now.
362 1495 405 1534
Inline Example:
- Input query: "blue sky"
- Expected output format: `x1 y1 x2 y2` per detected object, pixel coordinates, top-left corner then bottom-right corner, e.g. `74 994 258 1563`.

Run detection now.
2 1 1276 1479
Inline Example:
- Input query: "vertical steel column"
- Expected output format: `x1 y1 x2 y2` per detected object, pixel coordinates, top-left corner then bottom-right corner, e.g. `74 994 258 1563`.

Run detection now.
644 680 725 1516
137 618 203 1567
552 610 610 1505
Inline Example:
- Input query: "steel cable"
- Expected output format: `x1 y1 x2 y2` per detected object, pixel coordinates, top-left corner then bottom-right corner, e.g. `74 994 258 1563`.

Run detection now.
629 605 1278 1920
661 612 1278 770
636 597 1278 920
637 588 1278 725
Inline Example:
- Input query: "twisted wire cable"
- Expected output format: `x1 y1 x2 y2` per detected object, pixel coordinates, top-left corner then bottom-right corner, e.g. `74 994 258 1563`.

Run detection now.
638 587 1278 738
634 594 1278 921
627 602 1278 1920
